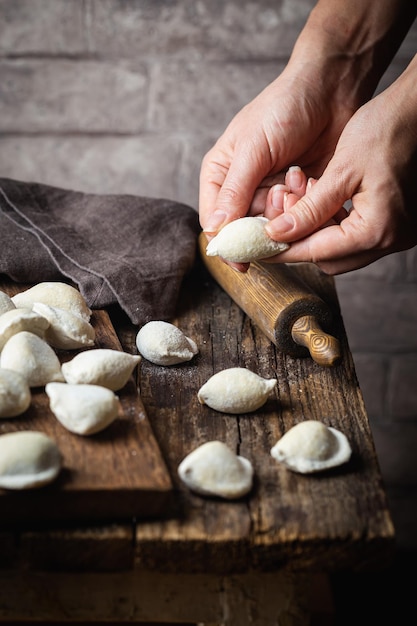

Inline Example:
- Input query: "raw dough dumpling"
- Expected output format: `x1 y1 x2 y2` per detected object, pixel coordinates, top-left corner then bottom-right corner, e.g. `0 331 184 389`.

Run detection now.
136 320 198 365
0 290 15 316
61 349 141 391
0 430 62 489
0 368 31 418
0 331 65 387
0 307 50 351
46 382 120 435
206 216 289 263
33 302 95 350
178 440 254 499
198 367 277 414
12 282 92 322
270 420 352 474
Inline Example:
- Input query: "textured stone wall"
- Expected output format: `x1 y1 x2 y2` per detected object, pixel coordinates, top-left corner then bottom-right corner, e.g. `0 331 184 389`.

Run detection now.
1 0 416 549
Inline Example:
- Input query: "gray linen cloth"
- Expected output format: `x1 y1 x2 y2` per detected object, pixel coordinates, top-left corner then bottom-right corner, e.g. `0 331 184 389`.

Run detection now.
0 178 200 325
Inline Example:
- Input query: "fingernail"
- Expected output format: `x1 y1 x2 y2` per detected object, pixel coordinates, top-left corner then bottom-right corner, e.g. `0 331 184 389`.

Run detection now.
287 165 303 189
203 210 228 234
307 177 316 191
271 184 288 210
266 212 295 236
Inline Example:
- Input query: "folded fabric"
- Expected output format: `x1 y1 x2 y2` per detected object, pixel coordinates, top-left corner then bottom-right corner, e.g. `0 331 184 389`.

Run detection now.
0 178 201 326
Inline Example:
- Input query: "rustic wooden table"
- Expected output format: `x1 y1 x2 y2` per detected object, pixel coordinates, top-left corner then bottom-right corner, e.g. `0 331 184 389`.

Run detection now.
0 255 395 625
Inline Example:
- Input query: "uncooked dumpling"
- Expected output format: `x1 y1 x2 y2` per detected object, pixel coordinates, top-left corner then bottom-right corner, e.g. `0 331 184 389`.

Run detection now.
136 320 198 365
0 430 62 489
270 420 352 474
0 290 15 316
46 382 120 435
197 367 277 414
178 440 254 499
0 307 50 350
0 331 65 387
12 282 92 321
61 349 141 391
0 368 31 418
206 216 289 263
33 302 95 350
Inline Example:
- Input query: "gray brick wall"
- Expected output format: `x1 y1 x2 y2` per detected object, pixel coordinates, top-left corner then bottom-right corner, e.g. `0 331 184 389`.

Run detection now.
0 0 307 208
1 0 416 549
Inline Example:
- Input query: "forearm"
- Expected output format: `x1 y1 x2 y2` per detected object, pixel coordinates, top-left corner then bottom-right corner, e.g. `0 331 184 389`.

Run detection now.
382 52 417 164
288 0 417 107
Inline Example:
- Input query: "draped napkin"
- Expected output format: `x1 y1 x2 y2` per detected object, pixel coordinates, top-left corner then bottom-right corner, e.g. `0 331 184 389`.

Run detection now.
0 178 201 325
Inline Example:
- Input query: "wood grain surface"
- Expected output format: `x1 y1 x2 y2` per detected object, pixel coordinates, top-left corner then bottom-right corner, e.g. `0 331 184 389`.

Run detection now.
128 254 395 573
0 280 174 524
0 256 395 575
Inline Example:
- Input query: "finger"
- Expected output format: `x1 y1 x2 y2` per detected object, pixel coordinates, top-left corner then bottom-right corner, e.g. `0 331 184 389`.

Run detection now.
264 170 318 220
247 186 274 217
265 176 351 243
263 184 290 219
285 165 308 196
306 177 317 191
199 149 228 231
305 177 349 226
201 145 270 235
266 239 385 274
228 260 250 273
243 171 289 217
264 186 299 220
264 209 377 269
283 192 299 210
315 249 385 274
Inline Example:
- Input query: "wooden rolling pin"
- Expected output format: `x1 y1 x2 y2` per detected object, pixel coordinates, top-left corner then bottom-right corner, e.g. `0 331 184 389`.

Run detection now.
199 232 341 367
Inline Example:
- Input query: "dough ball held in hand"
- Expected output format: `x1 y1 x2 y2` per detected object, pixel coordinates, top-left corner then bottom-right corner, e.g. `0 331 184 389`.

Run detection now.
206 216 289 263
136 321 198 366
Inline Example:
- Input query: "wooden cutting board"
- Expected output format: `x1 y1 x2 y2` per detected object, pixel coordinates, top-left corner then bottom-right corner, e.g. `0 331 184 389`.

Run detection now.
0 280 175 524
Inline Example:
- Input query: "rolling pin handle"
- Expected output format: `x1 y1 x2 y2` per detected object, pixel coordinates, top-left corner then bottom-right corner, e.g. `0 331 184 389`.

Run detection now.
291 315 342 367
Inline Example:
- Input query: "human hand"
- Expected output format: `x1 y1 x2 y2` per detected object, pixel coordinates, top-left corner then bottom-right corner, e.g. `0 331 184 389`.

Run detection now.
264 60 417 274
199 62 358 238
199 0 417 274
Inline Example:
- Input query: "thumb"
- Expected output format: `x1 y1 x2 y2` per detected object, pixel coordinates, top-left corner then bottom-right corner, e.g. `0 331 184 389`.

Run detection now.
265 171 352 242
